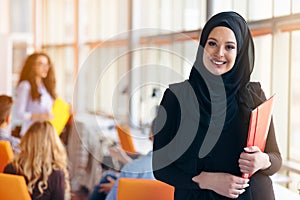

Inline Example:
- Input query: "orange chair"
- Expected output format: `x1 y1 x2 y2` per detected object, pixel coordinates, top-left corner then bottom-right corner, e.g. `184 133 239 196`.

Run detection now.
0 173 31 200
117 178 174 200
0 140 14 172
115 125 137 154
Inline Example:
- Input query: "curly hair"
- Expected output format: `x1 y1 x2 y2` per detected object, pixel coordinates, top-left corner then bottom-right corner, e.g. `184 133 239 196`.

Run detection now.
18 52 56 101
11 121 70 198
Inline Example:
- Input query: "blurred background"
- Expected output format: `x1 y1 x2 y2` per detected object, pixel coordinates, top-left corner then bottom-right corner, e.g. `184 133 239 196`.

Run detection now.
1 0 300 193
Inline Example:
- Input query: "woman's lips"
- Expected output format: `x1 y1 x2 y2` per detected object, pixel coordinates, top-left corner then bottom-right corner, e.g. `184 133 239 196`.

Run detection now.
211 59 226 65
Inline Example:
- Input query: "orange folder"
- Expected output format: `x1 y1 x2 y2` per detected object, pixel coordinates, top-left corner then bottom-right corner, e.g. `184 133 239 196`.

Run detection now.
242 95 275 178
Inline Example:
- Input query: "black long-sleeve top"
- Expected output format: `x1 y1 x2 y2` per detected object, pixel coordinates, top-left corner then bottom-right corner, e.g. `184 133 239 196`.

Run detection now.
152 82 282 200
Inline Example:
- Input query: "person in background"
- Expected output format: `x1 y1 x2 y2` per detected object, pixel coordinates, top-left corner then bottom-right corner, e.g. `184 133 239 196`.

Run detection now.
0 94 20 154
14 52 56 136
152 11 281 200
104 130 155 200
88 145 133 200
4 121 70 200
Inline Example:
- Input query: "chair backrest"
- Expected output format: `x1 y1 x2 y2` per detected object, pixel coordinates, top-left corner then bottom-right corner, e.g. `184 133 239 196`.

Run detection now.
117 178 174 200
115 125 137 154
0 140 14 172
0 173 31 200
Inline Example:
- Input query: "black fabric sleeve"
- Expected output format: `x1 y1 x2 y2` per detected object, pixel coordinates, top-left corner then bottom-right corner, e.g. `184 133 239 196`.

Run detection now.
252 83 282 175
152 89 199 190
262 119 282 175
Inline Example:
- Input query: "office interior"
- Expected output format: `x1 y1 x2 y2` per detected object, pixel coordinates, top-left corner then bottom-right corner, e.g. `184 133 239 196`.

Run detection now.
1 0 300 197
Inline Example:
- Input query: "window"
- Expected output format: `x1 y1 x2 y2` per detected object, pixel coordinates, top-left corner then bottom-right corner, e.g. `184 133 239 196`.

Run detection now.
252 35 272 96
10 0 33 33
274 0 292 17
42 0 74 44
290 31 300 162
292 0 300 14
248 0 273 20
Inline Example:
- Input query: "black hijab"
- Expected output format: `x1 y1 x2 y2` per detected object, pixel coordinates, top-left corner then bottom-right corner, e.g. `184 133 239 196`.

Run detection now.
188 11 255 158
190 11 254 90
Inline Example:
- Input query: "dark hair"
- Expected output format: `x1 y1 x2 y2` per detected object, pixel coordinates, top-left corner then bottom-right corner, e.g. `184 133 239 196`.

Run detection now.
18 52 56 101
0 95 13 125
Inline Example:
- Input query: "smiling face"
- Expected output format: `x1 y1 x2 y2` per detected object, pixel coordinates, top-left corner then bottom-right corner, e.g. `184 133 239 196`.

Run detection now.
203 26 237 75
34 55 50 79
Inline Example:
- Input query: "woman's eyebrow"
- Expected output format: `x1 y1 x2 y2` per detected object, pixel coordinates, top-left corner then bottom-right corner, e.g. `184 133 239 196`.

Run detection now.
207 37 237 45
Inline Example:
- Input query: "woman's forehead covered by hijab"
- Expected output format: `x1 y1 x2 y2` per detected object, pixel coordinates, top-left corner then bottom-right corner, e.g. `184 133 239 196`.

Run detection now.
200 11 249 53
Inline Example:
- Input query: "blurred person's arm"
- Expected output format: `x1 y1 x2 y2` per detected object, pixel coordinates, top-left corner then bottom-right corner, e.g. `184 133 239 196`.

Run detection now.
14 81 53 121
14 81 32 121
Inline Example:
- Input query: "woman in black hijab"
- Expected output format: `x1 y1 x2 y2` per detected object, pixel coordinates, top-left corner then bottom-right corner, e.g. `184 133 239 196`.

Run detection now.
152 11 281 199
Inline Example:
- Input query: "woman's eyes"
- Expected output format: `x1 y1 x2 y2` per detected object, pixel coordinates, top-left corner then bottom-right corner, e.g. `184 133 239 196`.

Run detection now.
208 41 216 47
207 41 236 51
36 62 50 68
226 45 236 50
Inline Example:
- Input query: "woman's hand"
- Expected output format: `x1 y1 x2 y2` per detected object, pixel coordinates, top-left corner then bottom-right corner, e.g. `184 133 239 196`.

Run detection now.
192 172 249 199
239 146 271 175
31 112 54 121
98 176 116 194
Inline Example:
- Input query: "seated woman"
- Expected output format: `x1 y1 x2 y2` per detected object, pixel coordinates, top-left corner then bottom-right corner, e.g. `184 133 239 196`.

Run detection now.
4 121 70 200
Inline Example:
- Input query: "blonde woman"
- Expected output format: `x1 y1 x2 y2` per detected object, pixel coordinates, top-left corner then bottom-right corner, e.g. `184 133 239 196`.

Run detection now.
4 121 70 200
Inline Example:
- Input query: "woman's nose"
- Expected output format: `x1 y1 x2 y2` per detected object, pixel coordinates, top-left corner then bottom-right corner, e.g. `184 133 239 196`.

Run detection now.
215 46 224 58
